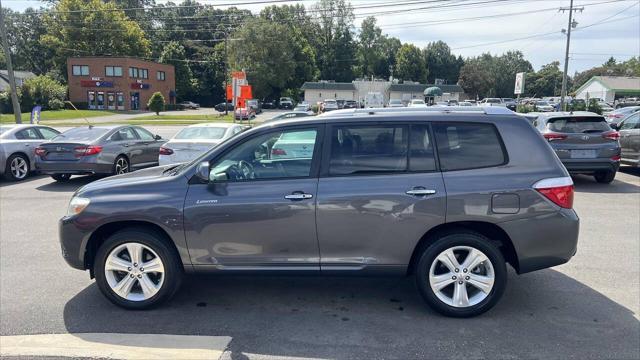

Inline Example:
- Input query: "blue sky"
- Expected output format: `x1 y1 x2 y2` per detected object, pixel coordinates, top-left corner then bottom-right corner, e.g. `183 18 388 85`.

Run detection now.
4 0 639 73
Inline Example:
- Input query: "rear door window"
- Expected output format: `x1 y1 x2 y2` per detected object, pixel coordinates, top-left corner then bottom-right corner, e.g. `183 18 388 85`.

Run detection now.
433 123 506 171
619 113 639 130
409 125 437 172
329 125 408 175
546 116 610 133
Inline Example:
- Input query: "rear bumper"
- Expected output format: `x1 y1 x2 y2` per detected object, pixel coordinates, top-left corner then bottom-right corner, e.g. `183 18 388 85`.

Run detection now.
500 208 579 274
36 161 112 175
561 159 620 173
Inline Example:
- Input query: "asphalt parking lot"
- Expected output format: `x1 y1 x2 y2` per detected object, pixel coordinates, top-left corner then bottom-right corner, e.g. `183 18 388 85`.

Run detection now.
0 141 638 359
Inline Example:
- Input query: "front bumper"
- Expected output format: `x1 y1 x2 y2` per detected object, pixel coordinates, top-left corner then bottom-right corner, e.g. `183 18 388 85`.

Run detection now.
500 208 579 274
59 216 90 270
36 161 113 175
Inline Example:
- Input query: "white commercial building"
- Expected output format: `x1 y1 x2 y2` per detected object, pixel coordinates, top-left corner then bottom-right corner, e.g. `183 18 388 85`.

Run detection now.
574 76 640 102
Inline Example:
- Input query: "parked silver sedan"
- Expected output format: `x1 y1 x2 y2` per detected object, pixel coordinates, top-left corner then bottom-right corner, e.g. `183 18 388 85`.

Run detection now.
35 125 165 181
158 123 246 166
0 124 60 181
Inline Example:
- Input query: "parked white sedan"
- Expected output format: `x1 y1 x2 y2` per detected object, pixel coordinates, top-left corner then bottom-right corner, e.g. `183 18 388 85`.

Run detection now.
158 123 246 166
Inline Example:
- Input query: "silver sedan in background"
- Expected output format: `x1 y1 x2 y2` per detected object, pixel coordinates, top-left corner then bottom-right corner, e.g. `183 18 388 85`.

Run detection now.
0 124 60 181
159 123 246 166
35 125 165 182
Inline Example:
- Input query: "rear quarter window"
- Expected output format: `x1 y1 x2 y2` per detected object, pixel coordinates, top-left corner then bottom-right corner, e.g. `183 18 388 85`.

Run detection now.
433 122 507 171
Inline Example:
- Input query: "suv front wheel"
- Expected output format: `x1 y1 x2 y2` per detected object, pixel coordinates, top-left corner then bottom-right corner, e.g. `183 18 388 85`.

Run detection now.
94 228 182 309
415 231 507 317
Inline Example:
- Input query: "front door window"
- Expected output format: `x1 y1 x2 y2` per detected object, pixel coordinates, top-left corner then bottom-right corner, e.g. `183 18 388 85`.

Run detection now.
130 92 140 110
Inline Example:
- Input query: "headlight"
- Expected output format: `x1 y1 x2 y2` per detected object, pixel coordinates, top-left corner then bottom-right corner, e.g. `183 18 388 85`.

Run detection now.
67 197 90 217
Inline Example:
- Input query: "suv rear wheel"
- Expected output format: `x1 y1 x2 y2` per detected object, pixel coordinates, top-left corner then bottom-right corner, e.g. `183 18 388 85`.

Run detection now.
594 170 616 184
94 228 182 309
415 231 507 317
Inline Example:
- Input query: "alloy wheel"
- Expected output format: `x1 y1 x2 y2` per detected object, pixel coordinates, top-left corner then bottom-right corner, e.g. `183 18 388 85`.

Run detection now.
115 158 129 174
104 242 165 301
10 156 28 179
429 246 495 308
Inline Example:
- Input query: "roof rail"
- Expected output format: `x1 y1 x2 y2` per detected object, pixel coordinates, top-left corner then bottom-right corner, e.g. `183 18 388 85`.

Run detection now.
318 106 515 117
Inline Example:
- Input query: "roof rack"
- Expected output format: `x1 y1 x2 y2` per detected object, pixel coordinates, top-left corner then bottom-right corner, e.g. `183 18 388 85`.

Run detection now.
319 106 515 117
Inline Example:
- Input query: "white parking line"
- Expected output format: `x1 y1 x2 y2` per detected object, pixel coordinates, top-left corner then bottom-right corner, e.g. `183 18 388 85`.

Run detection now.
0 333 232 359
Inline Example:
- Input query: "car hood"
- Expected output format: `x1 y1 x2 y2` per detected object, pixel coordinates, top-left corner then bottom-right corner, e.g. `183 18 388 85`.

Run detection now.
76 164 180 196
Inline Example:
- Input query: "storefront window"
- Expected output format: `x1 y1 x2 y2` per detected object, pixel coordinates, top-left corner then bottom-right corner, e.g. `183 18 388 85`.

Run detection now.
116 92 124 110
97 92 105 110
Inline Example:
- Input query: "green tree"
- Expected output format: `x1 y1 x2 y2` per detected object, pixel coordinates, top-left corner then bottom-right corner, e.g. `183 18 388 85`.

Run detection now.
228 19 300 100
357 16 384 78
377 36 402 79
571 56 640 92
313 0 356 81
493 51 533 97
524 61 564 97
159 41 194 101
458 59 495 99
2 7 53 74
395 44 427 82
423 40 461 84
40 0 151 77
147 92 165 115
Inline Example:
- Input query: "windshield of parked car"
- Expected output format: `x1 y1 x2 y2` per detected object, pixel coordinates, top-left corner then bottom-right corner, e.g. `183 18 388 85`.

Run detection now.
52 127 110 141
411 100 425 104
325 100 337 104
486 98 502 103
174 127 227 140
390 100 402 104
547 116 610 133
536 101 550 106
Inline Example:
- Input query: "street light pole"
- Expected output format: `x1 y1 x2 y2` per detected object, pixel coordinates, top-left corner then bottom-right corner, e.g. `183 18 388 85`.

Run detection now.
559 0 583 111
0 0 22 123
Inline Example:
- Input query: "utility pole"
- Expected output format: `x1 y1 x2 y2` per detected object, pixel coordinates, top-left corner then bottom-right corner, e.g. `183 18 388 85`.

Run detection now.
559 0 583 111
224 36 228 116
0 0 22 123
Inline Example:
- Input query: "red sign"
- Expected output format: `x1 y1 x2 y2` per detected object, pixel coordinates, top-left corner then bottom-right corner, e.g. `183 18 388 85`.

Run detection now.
240 85 252 99
130 83 150 90
226 85 232 101
80 80 113 88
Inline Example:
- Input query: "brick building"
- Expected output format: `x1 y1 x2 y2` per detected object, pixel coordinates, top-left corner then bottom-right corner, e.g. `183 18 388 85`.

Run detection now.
67 57 176 111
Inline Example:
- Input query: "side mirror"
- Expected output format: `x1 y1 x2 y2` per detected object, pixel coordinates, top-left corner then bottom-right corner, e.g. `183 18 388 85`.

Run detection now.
610 123 620 130
196 161 210 182
155 134 162 140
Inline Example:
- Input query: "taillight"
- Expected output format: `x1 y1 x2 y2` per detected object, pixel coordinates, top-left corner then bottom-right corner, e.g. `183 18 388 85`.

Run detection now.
74 145 103 157
34 147 47 157
271 148 287 156
543 132 568 141
602 130 620 141
611 155 621 161
533 177 574 209
159 147 174 155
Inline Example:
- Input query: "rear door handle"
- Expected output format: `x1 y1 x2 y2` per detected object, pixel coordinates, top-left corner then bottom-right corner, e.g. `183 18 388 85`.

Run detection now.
284 192 313 200
406 188 436 196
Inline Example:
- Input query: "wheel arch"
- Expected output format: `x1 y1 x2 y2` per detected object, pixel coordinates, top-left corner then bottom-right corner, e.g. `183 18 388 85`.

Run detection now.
407 221 520 275
84 220 183 278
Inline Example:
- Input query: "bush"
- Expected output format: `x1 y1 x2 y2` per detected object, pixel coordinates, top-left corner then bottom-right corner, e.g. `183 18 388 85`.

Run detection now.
587 99 602 114
311 104 319 114
48 98 65 110
516 104 535 113
20 75 67 111
147 92 165 115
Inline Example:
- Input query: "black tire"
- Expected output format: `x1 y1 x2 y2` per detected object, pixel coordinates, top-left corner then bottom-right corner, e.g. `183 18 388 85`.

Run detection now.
4 153 30 181
94 228 183 309
113 155 130 175
51 173 71 182
415 231 507 318
594 170 616 184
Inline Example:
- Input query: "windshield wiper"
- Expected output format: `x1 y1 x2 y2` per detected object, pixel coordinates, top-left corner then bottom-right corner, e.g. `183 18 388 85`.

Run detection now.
162 164 182 174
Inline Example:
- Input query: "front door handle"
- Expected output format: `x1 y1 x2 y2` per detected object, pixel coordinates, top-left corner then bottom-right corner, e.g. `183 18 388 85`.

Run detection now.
406 188 436 196
284 192 313 200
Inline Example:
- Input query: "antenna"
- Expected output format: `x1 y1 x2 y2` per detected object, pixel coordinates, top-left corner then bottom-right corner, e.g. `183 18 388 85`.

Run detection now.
65 101 93 128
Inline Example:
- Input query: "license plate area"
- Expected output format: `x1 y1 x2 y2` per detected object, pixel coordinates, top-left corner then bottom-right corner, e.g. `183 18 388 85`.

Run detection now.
571 149 596 159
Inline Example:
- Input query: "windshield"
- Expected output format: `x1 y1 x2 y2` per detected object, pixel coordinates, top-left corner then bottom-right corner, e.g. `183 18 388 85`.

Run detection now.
390 100 401 104
486 98 501 103
412 100 425 104
536 101 549 106
174 127 227 140
53 127 109 141
325 100 336 104
547 116 610 133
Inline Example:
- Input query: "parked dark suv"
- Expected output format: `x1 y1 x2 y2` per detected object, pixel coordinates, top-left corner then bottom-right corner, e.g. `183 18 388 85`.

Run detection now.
533 111 621 183
59 106 579 317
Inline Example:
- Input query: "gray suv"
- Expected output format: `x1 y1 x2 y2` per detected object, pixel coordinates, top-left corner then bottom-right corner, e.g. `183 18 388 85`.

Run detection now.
59 107 579 317
533 112 621 183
